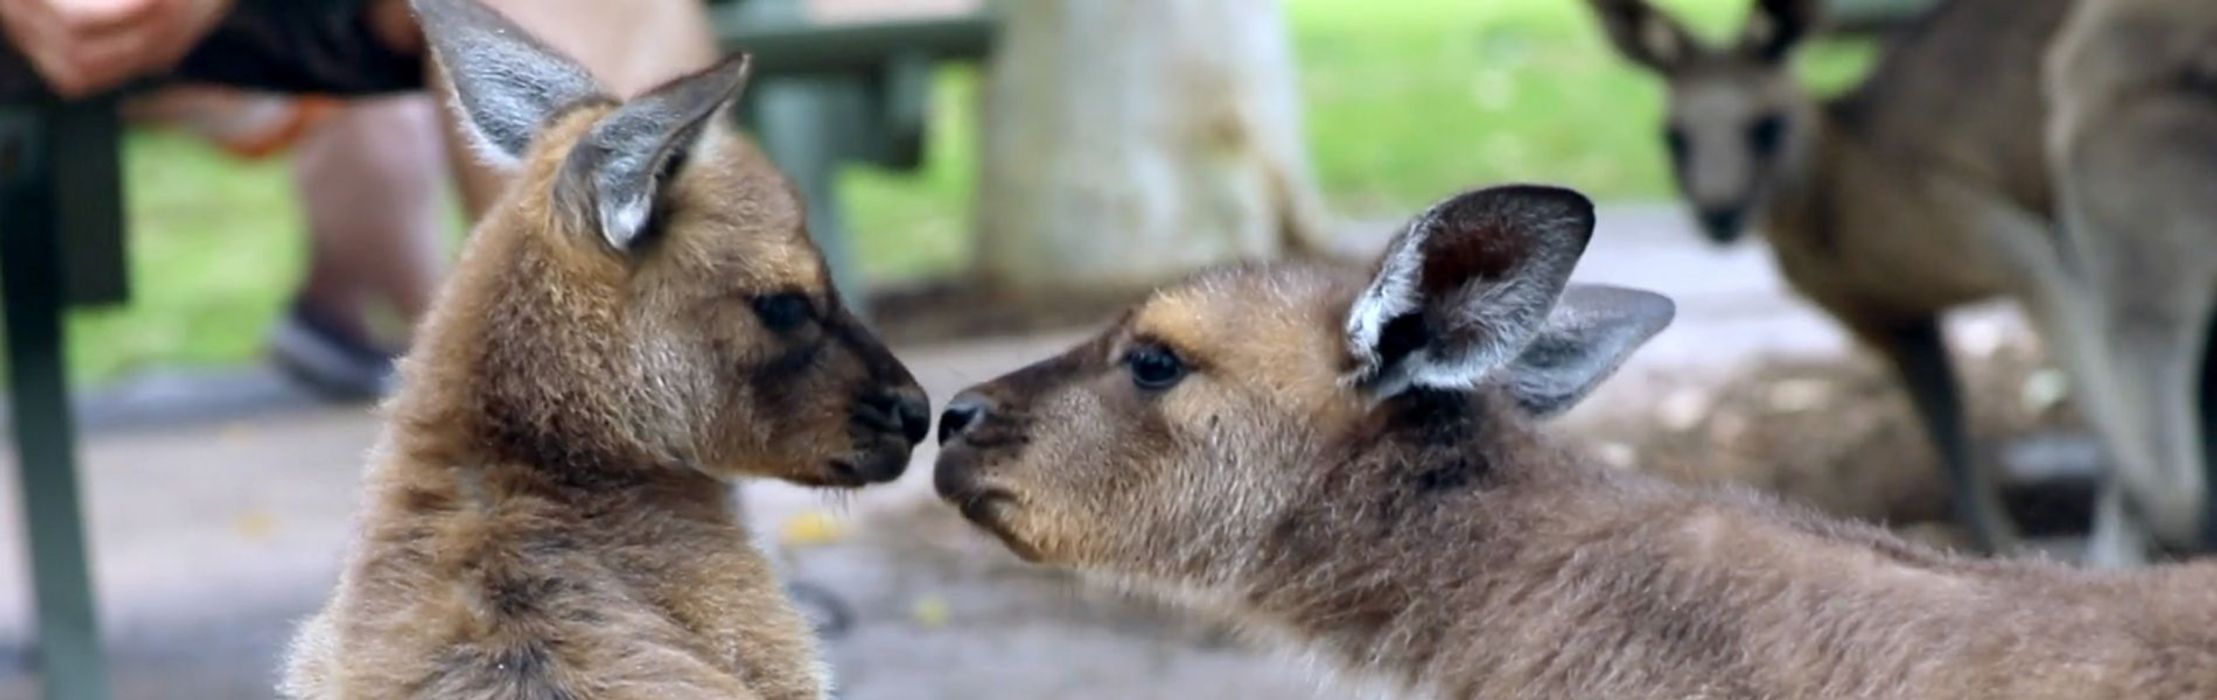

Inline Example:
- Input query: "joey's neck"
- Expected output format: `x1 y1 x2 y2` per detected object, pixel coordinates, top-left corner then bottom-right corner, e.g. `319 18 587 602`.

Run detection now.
378 409 730 517
385 353 697 486
1240 454 2022 697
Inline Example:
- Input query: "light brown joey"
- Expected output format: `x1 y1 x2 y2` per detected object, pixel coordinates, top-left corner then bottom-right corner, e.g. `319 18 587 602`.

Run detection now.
281 0 929 697
935 185 2217 699
2031 0 2217 564
1590 0 2082 556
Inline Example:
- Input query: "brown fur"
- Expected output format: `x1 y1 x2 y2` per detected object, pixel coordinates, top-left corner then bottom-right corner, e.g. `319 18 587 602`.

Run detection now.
1591 0 2080 554
281 53 928 700
936 256 2217 699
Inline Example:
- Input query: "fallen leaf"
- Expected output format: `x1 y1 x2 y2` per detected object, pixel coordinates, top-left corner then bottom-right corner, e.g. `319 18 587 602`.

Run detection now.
779 511 849 548
910 595 951 628
232 509 278 540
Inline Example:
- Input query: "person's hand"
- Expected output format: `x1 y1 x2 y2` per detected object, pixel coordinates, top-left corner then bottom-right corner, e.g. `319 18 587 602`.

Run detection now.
0 0 235 97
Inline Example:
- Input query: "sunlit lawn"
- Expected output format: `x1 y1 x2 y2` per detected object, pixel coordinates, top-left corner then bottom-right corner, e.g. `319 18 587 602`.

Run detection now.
64 0 1870 384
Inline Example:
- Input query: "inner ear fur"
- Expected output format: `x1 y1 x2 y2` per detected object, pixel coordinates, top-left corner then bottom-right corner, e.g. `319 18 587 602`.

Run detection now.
554 53 754 252
1345 185 1598 398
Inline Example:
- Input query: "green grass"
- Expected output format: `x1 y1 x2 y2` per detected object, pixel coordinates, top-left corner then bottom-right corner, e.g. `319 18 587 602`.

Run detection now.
67 132 309 382
65 0 1872 385
1290 0 1869 211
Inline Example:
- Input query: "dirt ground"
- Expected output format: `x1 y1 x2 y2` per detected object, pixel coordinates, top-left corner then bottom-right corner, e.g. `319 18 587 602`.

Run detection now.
1575 335 2093 539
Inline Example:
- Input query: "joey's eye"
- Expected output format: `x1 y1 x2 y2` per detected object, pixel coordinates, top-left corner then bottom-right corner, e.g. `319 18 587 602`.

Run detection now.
1747 113 1787 156
750 293 813 332
1126 343 1186 391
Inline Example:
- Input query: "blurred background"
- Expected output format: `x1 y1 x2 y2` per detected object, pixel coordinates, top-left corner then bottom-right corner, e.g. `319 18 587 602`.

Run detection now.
2 0 2201 697
46 0 1883 380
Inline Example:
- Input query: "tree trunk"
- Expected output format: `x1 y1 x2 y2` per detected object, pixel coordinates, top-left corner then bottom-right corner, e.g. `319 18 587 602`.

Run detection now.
975 0 1330 293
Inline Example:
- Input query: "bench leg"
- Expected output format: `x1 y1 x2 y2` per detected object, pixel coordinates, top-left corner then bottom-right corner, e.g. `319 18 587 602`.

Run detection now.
0 107 110 700
752 79 869 317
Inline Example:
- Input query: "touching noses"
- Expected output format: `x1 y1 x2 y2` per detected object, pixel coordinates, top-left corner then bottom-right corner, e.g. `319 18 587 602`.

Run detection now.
937 390 992 446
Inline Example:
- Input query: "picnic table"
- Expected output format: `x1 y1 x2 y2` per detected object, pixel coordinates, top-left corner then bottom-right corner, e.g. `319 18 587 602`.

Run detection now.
0 1 992 698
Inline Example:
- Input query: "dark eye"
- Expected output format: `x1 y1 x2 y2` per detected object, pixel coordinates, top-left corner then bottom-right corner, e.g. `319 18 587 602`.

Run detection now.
1126 344 1186 391
750 292 813 332
1746 113 1787 155
1663 125 1690 165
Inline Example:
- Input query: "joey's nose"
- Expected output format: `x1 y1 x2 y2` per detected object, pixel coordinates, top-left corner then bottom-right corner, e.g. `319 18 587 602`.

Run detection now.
863 389 933 447
937 391 991 446
894 392 931 446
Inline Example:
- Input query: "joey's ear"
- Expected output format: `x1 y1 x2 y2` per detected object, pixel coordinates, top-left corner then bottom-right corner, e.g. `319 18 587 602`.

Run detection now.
413 0 604 165
1589 0 1700 73
555 53 753 252
1345 185 1596 399
1741 0 1821 63
1495 285 1674 417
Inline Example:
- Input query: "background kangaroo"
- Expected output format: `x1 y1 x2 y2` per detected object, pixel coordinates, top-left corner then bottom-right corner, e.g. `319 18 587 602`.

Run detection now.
1587 0 2077 554
2037 0 2217 561
281 1 931 697
934 185 2217 699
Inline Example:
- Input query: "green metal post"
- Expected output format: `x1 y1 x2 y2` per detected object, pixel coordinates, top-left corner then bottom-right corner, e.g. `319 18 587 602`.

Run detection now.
754 81 867 313
712 11 997 76
0 102 110 700
1826 0 1938 33
711 0 999 318
736 0 869 315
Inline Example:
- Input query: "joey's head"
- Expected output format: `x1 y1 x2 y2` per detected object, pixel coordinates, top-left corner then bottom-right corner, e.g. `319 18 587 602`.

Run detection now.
934 185 1674 580
410 0 928 487
1591 0 1823 244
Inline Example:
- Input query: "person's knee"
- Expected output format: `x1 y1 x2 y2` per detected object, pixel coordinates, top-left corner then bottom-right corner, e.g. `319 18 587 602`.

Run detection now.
304 96 444 191
471 0 717 94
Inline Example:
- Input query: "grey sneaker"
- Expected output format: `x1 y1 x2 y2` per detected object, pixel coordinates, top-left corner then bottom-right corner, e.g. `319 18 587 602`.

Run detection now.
268 302 397 402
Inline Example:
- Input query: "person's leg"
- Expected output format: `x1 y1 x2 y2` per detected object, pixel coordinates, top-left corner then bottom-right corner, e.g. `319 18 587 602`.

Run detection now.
439 0 720 218
273 94 448 398
296 94 446 331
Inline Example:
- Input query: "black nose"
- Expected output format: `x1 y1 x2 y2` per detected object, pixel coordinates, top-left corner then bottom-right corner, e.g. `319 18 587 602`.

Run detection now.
1696 206 1745 243
895 393 931 446
937 391 991 446
863 389 932 447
